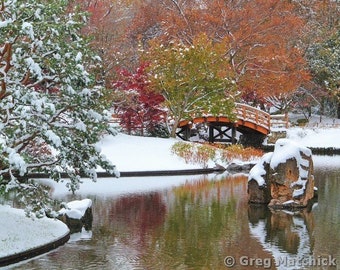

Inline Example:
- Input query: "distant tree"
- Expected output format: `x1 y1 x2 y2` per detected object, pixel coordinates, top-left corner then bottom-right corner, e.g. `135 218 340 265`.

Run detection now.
306 30 340 118
144 34 237 138
112 63 166 136
0 0 117 216
73 0 142 86
289 0 339 117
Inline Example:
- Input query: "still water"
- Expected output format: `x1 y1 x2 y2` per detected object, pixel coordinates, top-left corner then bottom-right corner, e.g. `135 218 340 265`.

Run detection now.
7 159 340 270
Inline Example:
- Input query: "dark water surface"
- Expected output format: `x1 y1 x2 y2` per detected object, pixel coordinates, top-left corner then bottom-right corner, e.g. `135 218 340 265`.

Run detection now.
7 160 340 270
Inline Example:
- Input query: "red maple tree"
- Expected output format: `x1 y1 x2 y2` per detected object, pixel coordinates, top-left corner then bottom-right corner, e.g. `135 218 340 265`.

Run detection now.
112 63 166 136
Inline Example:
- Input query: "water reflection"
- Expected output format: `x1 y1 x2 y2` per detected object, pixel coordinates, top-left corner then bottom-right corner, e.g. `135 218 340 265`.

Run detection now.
7 164 340 270
139 176 245 269
248 205 315 269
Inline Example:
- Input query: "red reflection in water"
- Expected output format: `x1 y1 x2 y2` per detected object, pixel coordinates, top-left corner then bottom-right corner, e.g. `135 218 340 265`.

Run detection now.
112 192 166 246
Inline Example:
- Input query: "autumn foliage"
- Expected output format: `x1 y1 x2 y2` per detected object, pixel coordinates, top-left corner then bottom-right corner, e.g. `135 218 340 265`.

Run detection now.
79 0 339 125
171 142 264 168
130 0 311 105
112 63 165 136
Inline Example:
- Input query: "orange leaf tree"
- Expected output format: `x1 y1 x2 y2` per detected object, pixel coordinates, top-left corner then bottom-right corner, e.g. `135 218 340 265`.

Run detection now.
130 0 311 109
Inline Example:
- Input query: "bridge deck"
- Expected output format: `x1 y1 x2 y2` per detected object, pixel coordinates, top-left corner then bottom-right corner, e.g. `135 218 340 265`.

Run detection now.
177 103 288 144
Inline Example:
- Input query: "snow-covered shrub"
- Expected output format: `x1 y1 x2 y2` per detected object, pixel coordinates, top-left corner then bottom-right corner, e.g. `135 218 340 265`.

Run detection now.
171 142 193 164
220 144 263 162
195 144 216 168
171 142 216 168
0 0 117 215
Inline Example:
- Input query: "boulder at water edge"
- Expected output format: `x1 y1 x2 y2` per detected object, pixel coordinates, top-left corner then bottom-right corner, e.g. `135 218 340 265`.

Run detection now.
248 139 316 208
58 198 93 233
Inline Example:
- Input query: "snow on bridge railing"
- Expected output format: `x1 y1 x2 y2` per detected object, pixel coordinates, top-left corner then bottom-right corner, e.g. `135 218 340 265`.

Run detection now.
270 113 289 129
234 103 271 130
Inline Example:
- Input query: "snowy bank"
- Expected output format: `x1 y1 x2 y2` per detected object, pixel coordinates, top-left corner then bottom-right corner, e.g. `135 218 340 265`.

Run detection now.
286 127 340 148
0 205 69 265
97 133 202 172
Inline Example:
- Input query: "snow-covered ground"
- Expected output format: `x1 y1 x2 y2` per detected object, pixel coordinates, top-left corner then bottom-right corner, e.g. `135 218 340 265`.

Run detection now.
1 125 340 265
287 127 340 148
97 133 201 172
0 205 69 258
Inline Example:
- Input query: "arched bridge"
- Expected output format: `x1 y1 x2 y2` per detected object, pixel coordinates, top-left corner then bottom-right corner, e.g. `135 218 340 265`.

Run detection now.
176 103 288 146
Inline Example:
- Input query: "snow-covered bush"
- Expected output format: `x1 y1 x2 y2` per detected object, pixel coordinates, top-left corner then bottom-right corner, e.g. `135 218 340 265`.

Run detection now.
171 142 216 168
0 0 117 214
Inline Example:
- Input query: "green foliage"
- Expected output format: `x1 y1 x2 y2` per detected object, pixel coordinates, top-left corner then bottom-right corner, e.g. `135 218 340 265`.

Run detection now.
171 142 193 163
144 34 237 137
171 141 264 167
0 0 117 215
307 30 340 95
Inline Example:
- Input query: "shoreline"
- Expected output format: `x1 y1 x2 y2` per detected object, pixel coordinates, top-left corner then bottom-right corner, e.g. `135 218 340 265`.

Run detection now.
261 145 340 155
0 232 70 268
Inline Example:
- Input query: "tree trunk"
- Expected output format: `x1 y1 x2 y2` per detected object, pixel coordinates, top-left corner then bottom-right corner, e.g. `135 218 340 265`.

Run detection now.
170 118 180 138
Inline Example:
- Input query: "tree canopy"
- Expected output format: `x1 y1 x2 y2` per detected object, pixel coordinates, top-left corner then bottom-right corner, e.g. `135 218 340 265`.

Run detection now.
144 34 237 137
129 0 311 106
0 0 117 215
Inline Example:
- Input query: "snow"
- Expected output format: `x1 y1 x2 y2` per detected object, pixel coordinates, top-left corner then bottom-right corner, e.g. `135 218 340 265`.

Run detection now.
21 22 34 40
24 57 42 79
0 19 12 28
8 151 27 176
248 152 273 186
249 138 313 197
45 130 62 147
59 199 92 220
1 126 340 263
270 138 311 169
286 127 340 148
75 52 82 62
0 205 69 258
97 133 201 172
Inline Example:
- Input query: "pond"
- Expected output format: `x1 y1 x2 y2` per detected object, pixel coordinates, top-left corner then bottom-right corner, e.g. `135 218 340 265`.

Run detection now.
8 157 340 270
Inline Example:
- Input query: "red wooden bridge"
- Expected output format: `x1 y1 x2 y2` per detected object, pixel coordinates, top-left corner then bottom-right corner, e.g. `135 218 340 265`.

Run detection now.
176 103 288 145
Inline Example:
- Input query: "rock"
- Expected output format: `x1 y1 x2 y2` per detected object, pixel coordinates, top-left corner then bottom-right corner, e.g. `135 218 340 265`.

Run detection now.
247 152 273 204
248 139 316 209
266 130 287 144
226 162 255 174
248 179 271 204
58 199 93 233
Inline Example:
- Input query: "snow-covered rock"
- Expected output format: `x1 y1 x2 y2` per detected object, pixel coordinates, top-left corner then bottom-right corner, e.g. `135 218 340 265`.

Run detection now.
58 199 93 233
248 139 316 208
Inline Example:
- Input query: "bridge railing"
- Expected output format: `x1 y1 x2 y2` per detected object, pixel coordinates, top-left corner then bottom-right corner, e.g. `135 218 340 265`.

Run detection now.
270 113 289 129
235 103 271 130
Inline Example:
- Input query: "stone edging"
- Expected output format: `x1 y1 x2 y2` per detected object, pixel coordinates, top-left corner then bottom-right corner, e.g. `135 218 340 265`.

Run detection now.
0 231 70 267
262 145 340 155
20 167 226 179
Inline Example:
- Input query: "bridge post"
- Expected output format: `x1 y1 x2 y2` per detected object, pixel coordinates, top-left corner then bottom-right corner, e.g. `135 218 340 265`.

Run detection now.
232 125 237 144
208 125 214 143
